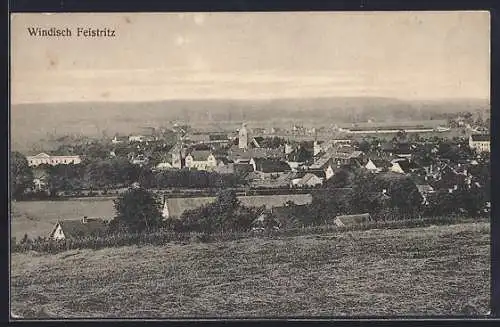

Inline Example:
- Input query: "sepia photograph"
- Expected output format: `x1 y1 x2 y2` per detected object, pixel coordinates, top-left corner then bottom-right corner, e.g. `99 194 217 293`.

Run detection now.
9 11 491 319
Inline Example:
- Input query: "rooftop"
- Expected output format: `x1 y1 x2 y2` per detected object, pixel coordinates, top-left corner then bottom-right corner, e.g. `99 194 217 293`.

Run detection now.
52 218 108 239
471 134 490 142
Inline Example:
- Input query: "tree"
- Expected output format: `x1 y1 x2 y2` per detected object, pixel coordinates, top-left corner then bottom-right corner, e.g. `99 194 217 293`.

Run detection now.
395 130 408 143
10 152 34 199
325 167 354 188
178 189 256 233
357 140 371 153
212 189 240 231
112 187 163 232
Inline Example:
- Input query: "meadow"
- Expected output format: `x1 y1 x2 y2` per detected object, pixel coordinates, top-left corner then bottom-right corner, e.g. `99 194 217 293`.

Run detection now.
10 221 490 318
10 199 116 240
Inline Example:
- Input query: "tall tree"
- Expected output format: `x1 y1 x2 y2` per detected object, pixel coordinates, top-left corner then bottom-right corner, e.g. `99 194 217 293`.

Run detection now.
112 186 163 232
10 152 34 199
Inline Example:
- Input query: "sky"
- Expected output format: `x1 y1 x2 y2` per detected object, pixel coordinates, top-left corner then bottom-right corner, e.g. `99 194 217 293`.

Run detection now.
10 11 490 104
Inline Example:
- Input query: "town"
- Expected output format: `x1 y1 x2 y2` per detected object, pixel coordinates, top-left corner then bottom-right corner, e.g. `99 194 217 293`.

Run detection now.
10 11 491 319
11 109 490 243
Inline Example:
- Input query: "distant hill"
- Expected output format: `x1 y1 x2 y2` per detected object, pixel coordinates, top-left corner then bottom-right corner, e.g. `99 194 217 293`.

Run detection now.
10 97 489 152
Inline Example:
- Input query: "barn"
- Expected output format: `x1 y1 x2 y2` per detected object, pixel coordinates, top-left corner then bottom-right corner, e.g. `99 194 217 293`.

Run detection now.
162 194 313 219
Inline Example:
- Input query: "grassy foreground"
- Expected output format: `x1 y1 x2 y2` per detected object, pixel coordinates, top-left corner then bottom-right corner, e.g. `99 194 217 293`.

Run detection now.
11 221 490 318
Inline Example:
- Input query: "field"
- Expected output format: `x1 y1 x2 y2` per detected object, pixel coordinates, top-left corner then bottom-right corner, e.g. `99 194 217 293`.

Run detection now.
11 221 490 318
11 98 488 153
11 199 116 240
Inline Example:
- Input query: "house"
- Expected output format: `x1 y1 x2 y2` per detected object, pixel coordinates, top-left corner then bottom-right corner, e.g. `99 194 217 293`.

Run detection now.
332 213 372 227
365 158 392 173
286 161 305 172
251 136 264 148
31 167 49 192
184 150 217 171
162 193 313 219
284 142 297 155
131 154 148 166
228 147 285 162
322 149 365 166
129 135 147 142
27 153 82 167
393 142 412 158
208 133 229 141
291 173 323 188
251 171 297 188
309 156 332 170
185 132 211 144
469 134 490 152
111 135 128 144
429 164 467 192
390 159 418 174
155 162 173 171
303 169 327 180
250 158 291 173
214 163 235 175
49 216 108 240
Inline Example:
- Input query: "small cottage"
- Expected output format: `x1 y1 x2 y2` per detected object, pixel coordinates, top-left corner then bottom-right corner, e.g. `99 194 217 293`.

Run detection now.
49 216 108 240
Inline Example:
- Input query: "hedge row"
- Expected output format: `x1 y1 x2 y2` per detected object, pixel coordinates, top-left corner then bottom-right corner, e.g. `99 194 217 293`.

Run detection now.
11 215 484 255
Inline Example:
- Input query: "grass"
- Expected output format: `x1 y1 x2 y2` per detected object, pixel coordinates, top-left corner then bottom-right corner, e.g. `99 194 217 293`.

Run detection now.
10 221 490 318
10 199 116 240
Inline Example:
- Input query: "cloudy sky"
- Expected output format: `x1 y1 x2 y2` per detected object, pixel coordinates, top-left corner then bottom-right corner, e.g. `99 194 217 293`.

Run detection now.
11 11 490 104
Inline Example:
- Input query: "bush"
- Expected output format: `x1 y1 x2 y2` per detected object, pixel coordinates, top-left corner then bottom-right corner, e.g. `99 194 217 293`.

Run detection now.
11 215 480 255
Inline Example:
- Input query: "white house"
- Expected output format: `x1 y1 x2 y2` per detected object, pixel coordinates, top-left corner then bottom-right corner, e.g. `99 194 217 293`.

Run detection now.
365 158 391 173
27 153 82 167
131 154 148 166
390 161 406 174
291 173 323 188
469 134 490 153
185 151 217 171
325 164 335 180
111 135 128 144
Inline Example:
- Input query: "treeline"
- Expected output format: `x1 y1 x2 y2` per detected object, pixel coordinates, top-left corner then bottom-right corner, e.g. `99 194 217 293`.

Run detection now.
306 166 490 224
166 190 262 233
11 185 488 254
11 153 246 200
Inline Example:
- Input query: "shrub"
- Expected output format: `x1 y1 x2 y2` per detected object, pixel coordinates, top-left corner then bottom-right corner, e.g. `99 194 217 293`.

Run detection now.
11 215 480 255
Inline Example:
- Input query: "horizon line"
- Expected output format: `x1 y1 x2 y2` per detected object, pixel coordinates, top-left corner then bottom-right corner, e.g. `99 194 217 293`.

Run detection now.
10 96 491 106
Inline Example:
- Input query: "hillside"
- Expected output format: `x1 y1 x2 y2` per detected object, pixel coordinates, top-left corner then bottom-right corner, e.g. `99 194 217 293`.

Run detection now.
11 221 490 318
11 199 117 240
10 97 489 152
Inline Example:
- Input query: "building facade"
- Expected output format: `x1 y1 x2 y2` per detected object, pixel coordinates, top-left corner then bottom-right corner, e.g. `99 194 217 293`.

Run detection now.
27 153 82 167
184 151 217 171
469 134 490 152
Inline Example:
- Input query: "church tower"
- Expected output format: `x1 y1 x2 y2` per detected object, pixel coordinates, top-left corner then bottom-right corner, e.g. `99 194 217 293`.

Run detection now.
238 122 249 150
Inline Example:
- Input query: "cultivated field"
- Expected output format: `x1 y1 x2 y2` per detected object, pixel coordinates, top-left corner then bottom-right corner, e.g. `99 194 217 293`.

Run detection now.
11 221 490 318
11 199 116 240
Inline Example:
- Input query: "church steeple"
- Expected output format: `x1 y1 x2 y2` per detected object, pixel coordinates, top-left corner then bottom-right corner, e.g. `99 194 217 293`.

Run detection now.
238 122 249 150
